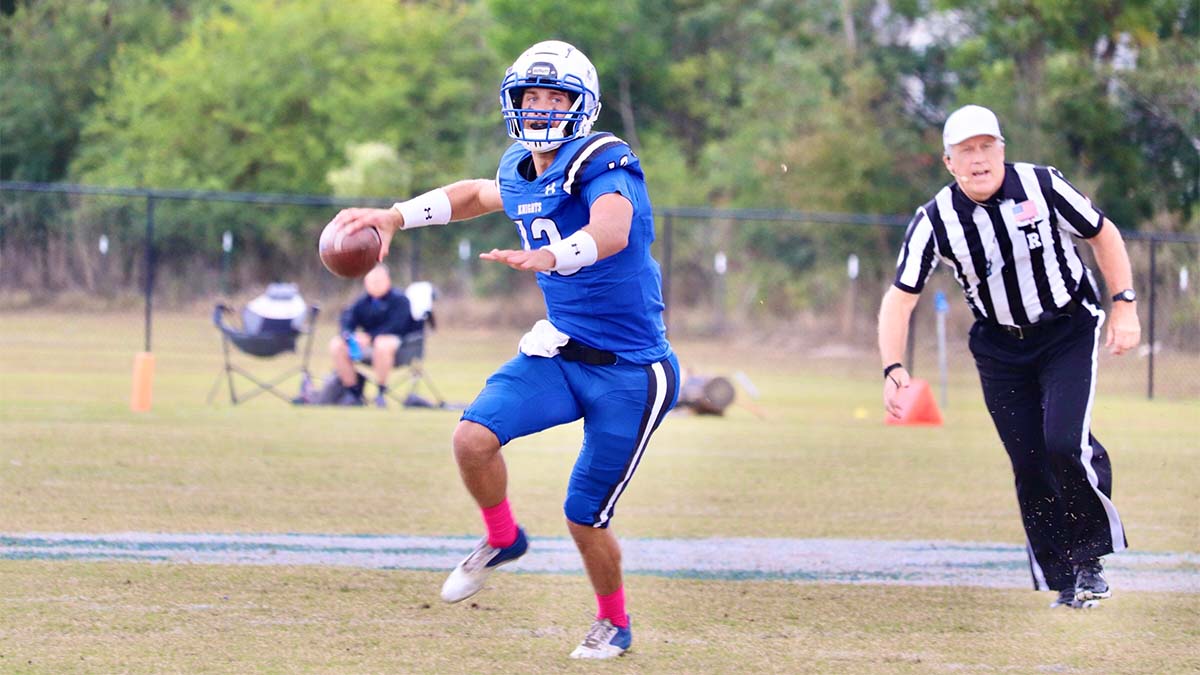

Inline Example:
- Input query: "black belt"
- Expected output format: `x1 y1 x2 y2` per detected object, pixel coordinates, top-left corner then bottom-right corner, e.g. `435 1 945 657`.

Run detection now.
993 299 1081 340
558 338 617 366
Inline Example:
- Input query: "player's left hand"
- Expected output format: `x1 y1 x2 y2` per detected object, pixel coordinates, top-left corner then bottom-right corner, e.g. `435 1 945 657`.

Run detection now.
1105 302 1140 356
480 248 556 272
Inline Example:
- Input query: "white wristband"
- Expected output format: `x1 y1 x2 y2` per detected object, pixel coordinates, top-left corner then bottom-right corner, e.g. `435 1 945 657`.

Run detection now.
392 188 451 229
544 230 599 271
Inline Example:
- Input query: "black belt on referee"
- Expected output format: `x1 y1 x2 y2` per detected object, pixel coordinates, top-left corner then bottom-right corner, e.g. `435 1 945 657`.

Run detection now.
993 299 1081 340
558 338 618 366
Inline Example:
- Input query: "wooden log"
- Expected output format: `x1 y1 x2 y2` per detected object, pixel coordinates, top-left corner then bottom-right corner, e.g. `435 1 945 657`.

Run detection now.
679 375 736 415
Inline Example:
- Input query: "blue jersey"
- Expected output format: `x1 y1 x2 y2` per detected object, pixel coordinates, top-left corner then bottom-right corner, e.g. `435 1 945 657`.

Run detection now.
497 133 670 364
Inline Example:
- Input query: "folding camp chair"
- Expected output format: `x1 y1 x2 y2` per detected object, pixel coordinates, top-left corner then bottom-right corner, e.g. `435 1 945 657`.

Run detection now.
207 283 320 405
358 281 447 408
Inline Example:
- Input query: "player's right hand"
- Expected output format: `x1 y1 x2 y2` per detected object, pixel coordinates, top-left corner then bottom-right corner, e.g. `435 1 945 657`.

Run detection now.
883 366 911 419
327 207 403 261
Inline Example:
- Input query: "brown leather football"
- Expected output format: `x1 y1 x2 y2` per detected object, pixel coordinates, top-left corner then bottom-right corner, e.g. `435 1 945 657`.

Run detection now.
318 221 381 279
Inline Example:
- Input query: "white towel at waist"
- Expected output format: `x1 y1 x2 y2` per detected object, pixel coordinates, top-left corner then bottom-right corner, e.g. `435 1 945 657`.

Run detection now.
518 319 571 358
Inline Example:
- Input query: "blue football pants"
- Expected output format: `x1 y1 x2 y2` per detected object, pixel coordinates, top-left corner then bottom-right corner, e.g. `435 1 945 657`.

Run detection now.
461 351 679 528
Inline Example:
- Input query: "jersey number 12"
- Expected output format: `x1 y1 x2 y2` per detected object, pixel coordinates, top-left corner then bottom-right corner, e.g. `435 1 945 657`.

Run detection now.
515 217 581 276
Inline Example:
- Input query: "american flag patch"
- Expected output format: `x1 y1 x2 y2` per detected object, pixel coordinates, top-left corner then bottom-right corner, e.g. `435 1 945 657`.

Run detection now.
1012 200 1038 222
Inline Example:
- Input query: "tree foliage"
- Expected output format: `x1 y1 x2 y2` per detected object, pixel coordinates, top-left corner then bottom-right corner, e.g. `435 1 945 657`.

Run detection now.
932 0 1198 228
59 0 501 276
1 0 1196 299
72 0 499 193
0 0 199 182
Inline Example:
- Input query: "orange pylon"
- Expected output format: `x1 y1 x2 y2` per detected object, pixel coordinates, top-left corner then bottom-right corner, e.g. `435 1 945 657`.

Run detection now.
130 351 155 412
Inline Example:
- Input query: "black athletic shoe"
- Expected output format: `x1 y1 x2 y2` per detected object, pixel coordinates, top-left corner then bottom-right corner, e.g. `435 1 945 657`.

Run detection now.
1049 588 1079 609
1074 559 1112 603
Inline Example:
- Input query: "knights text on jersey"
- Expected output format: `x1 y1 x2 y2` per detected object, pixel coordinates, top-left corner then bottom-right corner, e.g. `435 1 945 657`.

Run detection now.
893 162 1104 326
497 132 670 364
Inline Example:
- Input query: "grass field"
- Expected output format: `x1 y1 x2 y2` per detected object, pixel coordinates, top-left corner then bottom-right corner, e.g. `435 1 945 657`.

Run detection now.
1 310 1198 674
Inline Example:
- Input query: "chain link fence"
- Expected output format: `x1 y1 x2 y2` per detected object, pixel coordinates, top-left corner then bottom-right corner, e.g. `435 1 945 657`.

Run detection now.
2 181 1196 400
659 209 1199 401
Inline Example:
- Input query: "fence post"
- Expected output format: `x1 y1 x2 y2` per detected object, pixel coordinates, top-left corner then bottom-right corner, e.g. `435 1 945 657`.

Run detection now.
131 193 157 412
662 211 673 336
144 194 155 353
713 250 727 334
221 230 233 296
1148 238 1157 400
935 291 949 408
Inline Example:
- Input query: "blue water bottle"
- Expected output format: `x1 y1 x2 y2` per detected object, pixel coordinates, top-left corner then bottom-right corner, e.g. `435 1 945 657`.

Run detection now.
344 333 362 362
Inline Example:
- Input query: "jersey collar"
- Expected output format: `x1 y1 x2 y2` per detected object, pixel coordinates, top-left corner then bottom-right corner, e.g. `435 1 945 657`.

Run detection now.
951 162 1019 208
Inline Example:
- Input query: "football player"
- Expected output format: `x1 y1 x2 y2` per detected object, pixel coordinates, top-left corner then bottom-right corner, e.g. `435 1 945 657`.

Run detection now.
327 40 678 659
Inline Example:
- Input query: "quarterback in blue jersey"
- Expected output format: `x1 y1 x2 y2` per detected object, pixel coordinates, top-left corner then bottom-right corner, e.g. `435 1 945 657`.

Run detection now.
327 40 678 659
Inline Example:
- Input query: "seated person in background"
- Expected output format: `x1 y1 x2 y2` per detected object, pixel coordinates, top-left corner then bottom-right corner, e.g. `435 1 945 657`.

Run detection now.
328 264 420 406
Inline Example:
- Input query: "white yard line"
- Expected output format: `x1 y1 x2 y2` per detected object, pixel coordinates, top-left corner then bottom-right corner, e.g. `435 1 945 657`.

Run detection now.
2 532 1197 593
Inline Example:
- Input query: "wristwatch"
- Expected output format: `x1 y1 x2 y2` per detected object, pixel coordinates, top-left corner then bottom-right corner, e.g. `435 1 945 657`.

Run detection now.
1111 289 1137 303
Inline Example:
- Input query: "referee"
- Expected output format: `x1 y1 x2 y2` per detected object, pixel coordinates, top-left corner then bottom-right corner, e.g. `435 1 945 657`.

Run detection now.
878 105 1141 609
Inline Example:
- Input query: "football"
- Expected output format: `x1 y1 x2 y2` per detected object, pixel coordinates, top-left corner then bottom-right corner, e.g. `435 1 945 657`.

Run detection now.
318 221 381 279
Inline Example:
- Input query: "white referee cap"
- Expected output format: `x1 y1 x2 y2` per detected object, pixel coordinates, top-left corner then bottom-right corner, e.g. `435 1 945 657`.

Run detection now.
943 105 1004 153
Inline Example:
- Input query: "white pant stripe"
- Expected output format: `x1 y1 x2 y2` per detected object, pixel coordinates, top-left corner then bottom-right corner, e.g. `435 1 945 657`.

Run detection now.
1026 538 1049 590
1079 300 1127 552
595 361 668 527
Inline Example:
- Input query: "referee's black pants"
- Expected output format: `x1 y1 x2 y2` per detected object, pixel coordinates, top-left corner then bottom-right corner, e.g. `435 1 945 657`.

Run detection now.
969 300 1128 592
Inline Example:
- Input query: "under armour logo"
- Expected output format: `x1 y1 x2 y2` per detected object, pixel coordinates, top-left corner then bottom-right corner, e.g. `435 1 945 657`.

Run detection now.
423 207 432 221
545 182 557 195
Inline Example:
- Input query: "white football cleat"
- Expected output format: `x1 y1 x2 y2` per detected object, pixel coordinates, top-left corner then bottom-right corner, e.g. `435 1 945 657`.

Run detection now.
569 618 631 659
440 528 528 604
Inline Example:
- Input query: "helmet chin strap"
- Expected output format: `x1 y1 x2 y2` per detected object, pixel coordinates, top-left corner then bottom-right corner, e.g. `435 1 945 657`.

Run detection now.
521 119 569 153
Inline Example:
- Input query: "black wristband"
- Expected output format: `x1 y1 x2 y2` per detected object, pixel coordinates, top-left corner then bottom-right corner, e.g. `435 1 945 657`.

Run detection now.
883 363 903 380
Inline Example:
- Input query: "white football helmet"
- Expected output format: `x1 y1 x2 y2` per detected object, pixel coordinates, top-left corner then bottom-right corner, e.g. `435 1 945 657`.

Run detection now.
500 40 601 153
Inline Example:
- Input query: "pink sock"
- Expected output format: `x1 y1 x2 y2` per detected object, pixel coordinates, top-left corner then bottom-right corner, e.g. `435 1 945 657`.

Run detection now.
481 498 518 548
596 587 628 628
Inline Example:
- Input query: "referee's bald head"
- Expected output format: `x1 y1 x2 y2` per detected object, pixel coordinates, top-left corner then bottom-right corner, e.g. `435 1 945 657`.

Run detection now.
943 105 1005 155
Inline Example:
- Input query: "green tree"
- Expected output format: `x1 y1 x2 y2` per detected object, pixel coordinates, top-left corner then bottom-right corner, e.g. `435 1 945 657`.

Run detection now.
326 143 413 201
0 0 199 182
931 0 1196 229
0 0 201 290
74 0 499 193
71 0 502 277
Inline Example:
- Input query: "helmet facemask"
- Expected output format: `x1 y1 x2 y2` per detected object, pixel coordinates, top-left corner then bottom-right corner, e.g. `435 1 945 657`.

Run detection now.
500 41 601 153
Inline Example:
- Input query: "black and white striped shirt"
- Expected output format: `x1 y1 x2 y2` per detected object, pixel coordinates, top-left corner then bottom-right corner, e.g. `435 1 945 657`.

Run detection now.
894 162 1104 327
